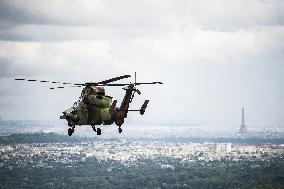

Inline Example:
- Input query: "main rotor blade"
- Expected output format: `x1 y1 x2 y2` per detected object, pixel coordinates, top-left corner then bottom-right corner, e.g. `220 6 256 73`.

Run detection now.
50 85 81 90
98 75 131 84
77 75 131 87
15 78 74 85
102 83 130 86
100 81 163 86
14 78 81 90
49 87 64 89
135 82 163 85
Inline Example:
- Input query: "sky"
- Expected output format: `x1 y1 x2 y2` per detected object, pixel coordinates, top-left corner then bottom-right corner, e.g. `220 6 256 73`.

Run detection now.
0 0 283 127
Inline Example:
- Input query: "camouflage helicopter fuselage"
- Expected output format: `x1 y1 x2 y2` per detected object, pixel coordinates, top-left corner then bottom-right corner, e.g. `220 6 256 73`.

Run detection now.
61 84 148 136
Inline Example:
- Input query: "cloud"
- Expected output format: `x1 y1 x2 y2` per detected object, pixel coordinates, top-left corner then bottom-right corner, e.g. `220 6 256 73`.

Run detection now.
0 58 13 77
0 40 120 81
0 0 174 27
175 0 284 30
0 0 283 28
1 25 283 79
0 0 283 124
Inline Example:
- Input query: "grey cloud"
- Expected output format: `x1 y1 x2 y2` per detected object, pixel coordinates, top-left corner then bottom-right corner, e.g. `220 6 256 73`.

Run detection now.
0 0 283 124
0 0 173 27
0 0 283 43
1 0 283 29
0 57 35 78
0 58 13 77
0 1 54 25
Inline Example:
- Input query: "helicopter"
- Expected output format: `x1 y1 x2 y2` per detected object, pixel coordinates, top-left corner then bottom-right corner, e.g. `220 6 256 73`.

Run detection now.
15 73 163 136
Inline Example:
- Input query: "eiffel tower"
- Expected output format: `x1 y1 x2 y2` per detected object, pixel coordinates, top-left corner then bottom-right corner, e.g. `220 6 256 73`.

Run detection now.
239 107 247 133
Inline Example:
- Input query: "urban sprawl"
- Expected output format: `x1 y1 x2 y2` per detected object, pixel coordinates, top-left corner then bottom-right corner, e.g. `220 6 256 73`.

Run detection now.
1 140 283 169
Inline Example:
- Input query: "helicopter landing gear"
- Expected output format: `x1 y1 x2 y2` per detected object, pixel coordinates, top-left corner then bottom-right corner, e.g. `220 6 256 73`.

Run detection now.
118 126 122 133
68 127 74 136
91 125 101 135
97 128 101 135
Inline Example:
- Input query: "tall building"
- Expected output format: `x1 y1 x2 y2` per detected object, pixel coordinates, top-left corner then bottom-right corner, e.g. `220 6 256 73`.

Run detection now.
239 107 247 133
215 143 232 153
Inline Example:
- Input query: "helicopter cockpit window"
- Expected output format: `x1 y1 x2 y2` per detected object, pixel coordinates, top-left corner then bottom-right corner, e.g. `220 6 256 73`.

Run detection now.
94 87 105 96
83 87 95 96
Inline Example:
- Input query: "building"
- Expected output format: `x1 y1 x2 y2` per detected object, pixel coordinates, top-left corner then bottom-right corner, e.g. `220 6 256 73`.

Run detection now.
239 107 247 133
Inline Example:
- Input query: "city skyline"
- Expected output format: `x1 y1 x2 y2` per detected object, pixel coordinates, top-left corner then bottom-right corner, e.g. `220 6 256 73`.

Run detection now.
1 132 283 188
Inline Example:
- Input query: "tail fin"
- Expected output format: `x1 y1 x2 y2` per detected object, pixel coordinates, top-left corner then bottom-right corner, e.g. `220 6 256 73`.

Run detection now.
140 100 149 115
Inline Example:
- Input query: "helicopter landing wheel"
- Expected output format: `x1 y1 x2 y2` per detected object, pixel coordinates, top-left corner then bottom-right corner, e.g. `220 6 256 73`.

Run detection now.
97 128 101 135
68 128 74 136
118 127 122 133
91 125 101 135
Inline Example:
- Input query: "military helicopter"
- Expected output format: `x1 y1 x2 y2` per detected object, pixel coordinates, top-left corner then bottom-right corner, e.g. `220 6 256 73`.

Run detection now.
15 73 162 136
